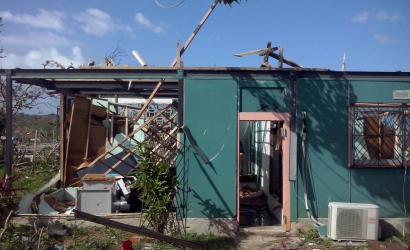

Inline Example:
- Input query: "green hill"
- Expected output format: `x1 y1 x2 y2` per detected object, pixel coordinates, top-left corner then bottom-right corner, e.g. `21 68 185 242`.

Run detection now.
14 113 58 141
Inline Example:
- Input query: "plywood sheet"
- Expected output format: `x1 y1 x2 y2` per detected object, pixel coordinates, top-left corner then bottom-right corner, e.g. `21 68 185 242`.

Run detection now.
88 124 106 158
64 96 91 186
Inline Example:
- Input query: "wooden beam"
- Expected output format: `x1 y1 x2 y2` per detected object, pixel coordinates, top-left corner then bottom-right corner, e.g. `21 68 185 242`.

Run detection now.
170 0 219 67
131 80 163 124
269 51 302 68
74 210 203 249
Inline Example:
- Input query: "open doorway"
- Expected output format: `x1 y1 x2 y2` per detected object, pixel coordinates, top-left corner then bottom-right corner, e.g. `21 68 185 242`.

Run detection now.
237 112 291 230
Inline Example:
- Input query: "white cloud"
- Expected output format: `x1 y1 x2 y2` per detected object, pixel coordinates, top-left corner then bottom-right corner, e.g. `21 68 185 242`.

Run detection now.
73 8 133 36
1 46 85 69
372 34 396 44
376 11 401 22
135 12 165 34
351 12 369 24
2 32 72 48
0 9 64 30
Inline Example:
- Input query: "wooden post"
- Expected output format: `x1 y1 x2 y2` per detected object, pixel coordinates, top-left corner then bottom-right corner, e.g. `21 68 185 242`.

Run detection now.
4 70 13 182
125 106 129 136
278 47 284 68
110 105 114 144
32 129 38 162
84 101 92 160
59 94 66 186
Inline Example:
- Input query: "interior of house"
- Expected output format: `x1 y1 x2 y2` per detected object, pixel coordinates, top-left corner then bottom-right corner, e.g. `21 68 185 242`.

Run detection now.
239 120 283 227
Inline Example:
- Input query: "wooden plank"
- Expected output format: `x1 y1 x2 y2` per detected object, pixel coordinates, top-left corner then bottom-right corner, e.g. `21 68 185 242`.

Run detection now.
74 209 203 249
88 124 106 158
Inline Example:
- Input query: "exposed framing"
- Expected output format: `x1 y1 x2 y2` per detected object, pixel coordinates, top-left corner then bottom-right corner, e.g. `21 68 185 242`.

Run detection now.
238 112 291 231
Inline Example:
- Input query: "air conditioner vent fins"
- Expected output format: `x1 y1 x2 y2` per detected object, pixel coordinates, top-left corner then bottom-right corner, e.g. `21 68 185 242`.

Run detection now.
328 202 379 241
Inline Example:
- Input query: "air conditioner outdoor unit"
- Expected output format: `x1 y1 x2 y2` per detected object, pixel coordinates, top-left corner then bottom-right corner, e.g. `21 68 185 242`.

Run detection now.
328 202 379 241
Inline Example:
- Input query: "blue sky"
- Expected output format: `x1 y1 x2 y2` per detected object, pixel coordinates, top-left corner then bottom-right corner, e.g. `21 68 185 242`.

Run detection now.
0 0 409 113
1 0 409 71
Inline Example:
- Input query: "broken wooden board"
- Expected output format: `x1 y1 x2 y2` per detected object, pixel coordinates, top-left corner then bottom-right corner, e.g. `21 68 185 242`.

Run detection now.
64 96 91 186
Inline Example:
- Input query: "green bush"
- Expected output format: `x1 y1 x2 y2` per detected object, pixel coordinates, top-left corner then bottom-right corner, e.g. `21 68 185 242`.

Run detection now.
132 143 177 233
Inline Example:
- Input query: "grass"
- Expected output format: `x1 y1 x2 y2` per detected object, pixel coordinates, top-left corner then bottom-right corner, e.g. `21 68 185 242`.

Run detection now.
0 224 237 250
0 223 61 250
179 232 236 249
0 224 137 250
298 228 320 241
130 232 236 249
0 162 58 196
297 228 332 249
0 161 58 225
400 233 410 245
65 226 135 250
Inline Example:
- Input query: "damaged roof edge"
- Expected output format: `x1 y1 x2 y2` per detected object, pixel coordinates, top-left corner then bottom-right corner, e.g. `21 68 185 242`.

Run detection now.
1 67 410 86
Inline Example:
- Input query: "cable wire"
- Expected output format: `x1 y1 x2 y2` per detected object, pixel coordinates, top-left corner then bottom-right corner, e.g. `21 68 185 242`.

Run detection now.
154 0 186 9
301 112 324 227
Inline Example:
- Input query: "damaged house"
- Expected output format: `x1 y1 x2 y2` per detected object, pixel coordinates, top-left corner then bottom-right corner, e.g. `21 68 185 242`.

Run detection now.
1 67 409 236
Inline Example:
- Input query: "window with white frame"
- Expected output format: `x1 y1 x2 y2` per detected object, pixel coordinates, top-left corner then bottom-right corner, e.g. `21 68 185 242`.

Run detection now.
349 103 409 168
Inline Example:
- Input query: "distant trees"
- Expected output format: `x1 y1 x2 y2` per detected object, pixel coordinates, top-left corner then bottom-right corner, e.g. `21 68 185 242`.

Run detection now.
0 17 47 126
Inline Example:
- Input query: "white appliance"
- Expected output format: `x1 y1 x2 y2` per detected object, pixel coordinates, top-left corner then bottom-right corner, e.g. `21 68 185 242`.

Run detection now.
328 202 379 241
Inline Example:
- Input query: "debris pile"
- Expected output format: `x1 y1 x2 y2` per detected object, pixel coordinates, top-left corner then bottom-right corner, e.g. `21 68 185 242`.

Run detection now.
17 95 179 217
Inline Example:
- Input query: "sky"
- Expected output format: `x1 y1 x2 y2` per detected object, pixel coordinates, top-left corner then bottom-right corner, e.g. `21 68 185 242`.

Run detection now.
0 0 409 113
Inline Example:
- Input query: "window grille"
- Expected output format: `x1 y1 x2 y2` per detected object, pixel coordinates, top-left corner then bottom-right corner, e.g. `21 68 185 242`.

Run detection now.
349 103 409 168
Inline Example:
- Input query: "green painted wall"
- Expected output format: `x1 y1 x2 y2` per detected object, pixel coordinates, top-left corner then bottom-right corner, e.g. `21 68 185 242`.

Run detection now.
349 80 410 218
181 73 410 220
183 79 237 218
295 77 351 219
296 78 410 219
238 79 289 112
